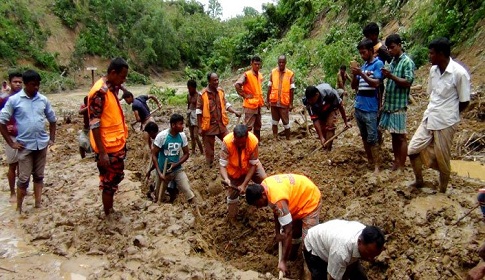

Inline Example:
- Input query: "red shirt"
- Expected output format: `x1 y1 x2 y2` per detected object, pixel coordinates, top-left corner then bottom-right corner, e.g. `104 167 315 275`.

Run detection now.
0 92 17 136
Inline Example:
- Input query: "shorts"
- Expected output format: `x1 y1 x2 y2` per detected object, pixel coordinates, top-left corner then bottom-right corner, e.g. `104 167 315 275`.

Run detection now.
379 110 407 134
301 199 322 239
244 107 262 131
355 108 378 145
270 106 290 129
4 136 19 164
187 110 198 127
96 149 126 193
17 147 48 188
140 116 155 131
317 110 338 131
78 129 92 151
227 162 267 199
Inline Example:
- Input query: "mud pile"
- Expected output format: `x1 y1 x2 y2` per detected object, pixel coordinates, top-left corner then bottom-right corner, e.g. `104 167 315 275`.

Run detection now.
6 88 485 279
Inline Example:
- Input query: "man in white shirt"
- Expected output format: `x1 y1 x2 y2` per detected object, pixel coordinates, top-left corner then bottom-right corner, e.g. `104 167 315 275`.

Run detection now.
408 37 471 193
303 219 385 280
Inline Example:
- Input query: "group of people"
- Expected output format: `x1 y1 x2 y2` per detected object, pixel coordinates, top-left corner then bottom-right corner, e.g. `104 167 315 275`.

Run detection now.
0 19 474 279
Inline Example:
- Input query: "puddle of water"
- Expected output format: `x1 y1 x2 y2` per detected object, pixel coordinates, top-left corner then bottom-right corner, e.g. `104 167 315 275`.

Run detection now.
451 160 485 181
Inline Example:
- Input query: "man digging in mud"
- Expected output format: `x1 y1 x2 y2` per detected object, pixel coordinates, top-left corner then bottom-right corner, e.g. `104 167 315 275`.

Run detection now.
303 83 351 151
0 72 23 203
151 114 199 209
246 174 322 277
0 70 57 213
220 124 266 223
88 57 129 217
121 90 161 131
407 38 470 193
303 219 385 280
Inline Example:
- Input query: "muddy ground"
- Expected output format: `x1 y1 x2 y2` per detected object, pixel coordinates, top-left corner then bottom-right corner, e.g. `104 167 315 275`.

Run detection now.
0 80 485 280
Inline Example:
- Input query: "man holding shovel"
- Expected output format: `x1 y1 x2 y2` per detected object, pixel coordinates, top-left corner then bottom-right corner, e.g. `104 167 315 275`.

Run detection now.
220 124 266 223
303 83 351 151
121 90 161 131
245 174 322 276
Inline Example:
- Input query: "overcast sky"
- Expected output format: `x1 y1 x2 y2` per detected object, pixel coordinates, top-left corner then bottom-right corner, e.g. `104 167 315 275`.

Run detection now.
197 0 275 19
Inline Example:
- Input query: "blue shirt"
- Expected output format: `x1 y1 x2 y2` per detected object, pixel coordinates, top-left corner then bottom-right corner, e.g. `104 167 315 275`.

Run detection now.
0 90 56 150
355 58 383 112
153 129 188 173
132 95 151 122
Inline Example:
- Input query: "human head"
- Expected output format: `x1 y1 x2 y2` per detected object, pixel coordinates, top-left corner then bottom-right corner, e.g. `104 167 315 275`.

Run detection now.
8 72 23 94
233 124 249 150
428 37 451 66
245 183 268 208
107 57 129 87
170 113 184 133
339 65 346 73
207 72 219 90
363 22 379 43
187 79 197 94
277 55 287 71
304 86 320 105
357 38 375 62
22 70 41 96
357 226 385 262
83 96 88 106
251 55 262 73
143 121 159 139
121 90 134 104
385 34 403 58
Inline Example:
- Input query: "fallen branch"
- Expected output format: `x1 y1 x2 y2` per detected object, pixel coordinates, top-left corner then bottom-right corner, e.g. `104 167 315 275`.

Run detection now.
0 266 16 273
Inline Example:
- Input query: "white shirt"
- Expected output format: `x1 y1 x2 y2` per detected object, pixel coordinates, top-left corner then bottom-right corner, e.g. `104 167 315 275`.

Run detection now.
304 219 365 280
423 58 471 130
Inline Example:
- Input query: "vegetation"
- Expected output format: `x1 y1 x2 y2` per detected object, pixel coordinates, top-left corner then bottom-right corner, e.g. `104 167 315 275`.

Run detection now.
0 0 483 94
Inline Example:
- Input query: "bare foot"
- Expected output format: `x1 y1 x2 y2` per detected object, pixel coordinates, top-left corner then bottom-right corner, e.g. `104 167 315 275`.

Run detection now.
16 188 26 214
9 194 16 203
409 180 424 188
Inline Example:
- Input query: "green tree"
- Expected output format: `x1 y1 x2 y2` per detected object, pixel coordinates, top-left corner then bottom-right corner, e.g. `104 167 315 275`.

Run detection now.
207 0 222 19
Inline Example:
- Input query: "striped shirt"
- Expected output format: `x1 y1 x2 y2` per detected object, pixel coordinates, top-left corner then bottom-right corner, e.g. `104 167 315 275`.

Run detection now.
383 53 415 112
355 58 383 112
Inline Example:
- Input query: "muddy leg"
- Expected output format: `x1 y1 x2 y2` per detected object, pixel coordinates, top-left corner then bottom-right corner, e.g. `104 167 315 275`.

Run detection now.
370 144 381 174
8 163 17 203
363 140 374 165
102 190 114 216
16 187 27 214
33 182 43 208
409 154 424 188
272 125 279 140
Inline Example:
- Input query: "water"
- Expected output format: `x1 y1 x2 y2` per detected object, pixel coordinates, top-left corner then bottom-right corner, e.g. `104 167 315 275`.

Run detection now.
451 160 485 181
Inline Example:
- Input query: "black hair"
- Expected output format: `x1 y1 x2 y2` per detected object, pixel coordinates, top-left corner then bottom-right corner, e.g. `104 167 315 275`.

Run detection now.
363 22 379 37
83 96 88 105
429 37 451 57
8 72 23 82
187 79 197 88
278 54 287 61
207 72 217 82
357 38 374 51
305 85 319 99
234 124 248 138
22 70 41 84
385 34 402 47
144 121 159 133
340 65 346 70
251 55 262 63
360 226 385 249
245 184 264 205
170 113 184 125
107 57 129 74
121 90 133 99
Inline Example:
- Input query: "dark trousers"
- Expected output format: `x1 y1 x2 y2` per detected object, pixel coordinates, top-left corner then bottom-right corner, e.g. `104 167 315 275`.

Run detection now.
303 248 368 280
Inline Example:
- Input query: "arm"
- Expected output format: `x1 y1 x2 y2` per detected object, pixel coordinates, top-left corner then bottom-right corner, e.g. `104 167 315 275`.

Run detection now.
273 200 293 274
133 110 141 122
358 71 380 88
382 69 412 88
0 100 22 149
459 102 470 112
289 74 295 110
151 144 165 180
219 142 232 186
79 106 88 115
89 92 109 167
350 69 359 90
0 123 22 149
468 263 485 280
337 103 350 128
266 85 272 108
48 122 56 145
148 95 162 108
313 119 326 146
235 74 250 99
196 94 204 134
169 145 189 170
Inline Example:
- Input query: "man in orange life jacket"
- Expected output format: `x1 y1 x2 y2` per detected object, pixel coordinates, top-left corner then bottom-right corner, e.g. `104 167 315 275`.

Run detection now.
235 56 265 141
246 174 322 276
88 57 129 217
220 124 267 222
266 55 295 140
197 72 241 167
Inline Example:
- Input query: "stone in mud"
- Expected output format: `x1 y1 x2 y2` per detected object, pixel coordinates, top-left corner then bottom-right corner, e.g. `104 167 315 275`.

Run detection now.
133 235 148 247
126 246 138 255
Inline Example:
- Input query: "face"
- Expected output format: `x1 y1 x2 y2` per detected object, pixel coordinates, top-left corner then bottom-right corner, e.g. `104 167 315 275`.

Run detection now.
358 240 383 262
254 196 268 208
428 48 441 66
188 86 197 94
171 120 185 133
307 94 319 105
124 96 134 104
387 43 401 58
9 77 23 93
147 131 158 140
24 80 40 96
359 48 373 62
366 34 378 43
234 135 247 150
251 60 261 72
277 58 286 71
209 74 219 89
108 67 128 87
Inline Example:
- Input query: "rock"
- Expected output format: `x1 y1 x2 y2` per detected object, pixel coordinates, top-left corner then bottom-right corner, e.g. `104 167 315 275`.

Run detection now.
133 235 148 247
125 246 138 255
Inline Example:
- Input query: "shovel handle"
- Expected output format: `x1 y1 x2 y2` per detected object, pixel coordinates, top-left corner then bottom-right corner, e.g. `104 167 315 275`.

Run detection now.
157 158 169 204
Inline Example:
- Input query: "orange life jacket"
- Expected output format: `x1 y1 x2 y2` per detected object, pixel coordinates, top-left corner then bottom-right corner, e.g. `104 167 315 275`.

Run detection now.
269 68 294 106
222 132 259 179
200 87 229 131
263 174 321 220
242 70 264 109
88 78 128 154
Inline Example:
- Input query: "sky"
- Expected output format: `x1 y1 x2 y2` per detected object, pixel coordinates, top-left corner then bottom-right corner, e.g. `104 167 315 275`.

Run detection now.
197 0 275 20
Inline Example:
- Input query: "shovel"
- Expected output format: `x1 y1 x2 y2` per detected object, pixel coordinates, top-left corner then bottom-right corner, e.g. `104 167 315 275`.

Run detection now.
278 229 284 279
309 126 351 155
130 106 162 131
157 158 169 204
